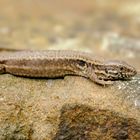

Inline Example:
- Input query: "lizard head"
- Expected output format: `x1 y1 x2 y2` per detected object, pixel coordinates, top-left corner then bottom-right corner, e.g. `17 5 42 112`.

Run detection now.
103 60 137 80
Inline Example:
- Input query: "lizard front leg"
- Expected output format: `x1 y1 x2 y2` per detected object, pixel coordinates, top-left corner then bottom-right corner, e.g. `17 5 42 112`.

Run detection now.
87 67 114 85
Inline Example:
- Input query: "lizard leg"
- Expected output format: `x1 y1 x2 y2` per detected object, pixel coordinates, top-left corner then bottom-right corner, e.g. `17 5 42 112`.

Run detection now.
90 72 113 85
0 64 5 74
87 67 114 85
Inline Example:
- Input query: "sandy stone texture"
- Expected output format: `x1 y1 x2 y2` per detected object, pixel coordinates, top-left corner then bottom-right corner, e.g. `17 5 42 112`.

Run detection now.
0 0 140 139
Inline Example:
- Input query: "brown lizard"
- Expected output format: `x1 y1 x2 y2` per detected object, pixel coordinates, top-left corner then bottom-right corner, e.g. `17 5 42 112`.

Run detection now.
0 50 137 85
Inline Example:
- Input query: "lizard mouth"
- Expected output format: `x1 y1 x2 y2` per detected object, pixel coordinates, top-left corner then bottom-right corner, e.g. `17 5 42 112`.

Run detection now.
122 70 137 79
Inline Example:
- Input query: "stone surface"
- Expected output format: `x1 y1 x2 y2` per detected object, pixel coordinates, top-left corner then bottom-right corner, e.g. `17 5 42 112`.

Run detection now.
0 0 140 139
54 104 140 140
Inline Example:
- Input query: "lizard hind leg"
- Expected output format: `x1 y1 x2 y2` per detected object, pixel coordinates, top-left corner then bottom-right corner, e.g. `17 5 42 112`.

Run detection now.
0 65 5 74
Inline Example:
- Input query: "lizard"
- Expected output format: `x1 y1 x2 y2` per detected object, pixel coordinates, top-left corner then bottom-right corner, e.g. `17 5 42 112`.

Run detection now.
0 50 137 85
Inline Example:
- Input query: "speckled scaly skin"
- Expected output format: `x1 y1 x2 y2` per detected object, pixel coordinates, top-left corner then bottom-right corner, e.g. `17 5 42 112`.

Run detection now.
0 50 137 85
